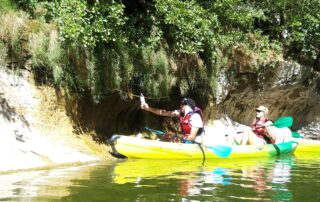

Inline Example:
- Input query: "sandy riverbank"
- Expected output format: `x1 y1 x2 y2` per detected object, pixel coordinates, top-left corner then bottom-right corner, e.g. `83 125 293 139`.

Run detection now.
0 68 114 173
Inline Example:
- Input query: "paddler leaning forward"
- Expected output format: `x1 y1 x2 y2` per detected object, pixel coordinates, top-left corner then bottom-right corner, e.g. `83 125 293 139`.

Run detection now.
141 98 204 143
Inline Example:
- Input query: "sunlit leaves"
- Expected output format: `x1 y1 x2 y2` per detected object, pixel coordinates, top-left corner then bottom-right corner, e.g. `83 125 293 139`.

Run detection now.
154 0 218 54
248 0 320 60
55 0 127 48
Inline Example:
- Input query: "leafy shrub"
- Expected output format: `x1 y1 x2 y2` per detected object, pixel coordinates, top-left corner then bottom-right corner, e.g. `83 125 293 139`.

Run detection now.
0 0 17 12
154 0 218 54
248 0 320 63
55 0 127 48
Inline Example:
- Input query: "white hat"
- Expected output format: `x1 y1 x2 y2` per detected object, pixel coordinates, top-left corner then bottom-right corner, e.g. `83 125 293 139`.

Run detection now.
256 106 269 113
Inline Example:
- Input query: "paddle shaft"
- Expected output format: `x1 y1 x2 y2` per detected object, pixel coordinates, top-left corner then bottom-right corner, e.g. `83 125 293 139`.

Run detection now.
145 127 165 135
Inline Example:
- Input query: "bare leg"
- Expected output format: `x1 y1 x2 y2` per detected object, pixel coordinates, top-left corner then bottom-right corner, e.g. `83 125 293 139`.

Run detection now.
247 131 265 146
242 130 265 146
234 132 244 145
226 132 243 145
241 130 250 145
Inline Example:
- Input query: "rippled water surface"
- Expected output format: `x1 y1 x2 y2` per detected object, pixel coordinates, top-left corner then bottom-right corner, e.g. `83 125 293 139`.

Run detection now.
1 153 319 201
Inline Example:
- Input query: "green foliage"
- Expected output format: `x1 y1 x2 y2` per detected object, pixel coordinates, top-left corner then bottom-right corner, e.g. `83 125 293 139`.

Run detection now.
55 0 127 48
47 31 67 85
0 11 28 67
288 10 320 59
0 0 17 12
85 44 173 103
28 27 81 97
15 0 55 22
154 0 218 54
248 0 320 60
206 0 265 32
135 45 173 98
16 0 38 11
29 31 48 67
88 45 124 102
86 49 106 103
3 0 319 104
60 44 86 96
0 42 7 67
0 11 24 47
124 11 163 50
29 29 59 84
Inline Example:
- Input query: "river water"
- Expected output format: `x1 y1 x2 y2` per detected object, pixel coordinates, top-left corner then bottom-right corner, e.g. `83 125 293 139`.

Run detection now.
0 153 319 201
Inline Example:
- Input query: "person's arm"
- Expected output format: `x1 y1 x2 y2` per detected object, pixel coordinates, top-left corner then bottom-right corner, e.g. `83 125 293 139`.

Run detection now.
186 113 203 141
141 102 179 117
263 120 273 127
264 126 277 141
185 127 199 141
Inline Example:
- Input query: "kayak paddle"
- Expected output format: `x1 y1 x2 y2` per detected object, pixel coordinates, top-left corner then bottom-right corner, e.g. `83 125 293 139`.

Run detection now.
271 116 293 128
145 127 165 135
292 131 303 138
208 145 232 158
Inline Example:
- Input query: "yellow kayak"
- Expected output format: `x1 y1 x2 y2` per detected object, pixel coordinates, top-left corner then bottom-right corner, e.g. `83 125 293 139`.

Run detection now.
292 138 320 153
109 135 298 159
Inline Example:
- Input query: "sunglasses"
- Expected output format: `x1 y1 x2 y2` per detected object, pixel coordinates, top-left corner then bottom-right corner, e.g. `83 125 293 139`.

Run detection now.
256 110 263 113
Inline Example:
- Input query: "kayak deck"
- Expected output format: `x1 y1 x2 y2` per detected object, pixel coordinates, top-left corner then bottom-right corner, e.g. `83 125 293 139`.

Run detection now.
109 135 298 159
292 138 320 153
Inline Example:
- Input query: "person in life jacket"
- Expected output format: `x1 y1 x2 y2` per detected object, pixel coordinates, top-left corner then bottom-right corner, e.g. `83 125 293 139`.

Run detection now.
141 98 204 142
239 106 273 145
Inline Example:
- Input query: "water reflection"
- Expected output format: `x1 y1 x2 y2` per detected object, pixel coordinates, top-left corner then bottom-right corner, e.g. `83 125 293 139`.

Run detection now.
0 154 319 201
112 156 295 200
228 156 293 200
271 157 293 200
0 164 99 201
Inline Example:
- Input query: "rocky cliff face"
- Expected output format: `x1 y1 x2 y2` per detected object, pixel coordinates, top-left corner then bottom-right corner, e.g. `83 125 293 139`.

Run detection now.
210 61 320 138
65 60 320 139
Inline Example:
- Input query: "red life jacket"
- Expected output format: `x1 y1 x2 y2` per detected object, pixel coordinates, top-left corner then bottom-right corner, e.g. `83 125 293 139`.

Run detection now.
179 107 204 137
252 117 274 143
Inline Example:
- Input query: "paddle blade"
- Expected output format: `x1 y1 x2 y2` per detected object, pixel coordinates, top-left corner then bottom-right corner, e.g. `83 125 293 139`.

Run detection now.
271 116 293 128
292 131 303 138
208 145 232 158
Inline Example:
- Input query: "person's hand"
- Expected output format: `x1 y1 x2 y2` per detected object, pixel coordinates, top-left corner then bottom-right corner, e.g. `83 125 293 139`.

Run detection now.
262 121 273 127
141 102 149 110
184 136 194 142
259 123 270 129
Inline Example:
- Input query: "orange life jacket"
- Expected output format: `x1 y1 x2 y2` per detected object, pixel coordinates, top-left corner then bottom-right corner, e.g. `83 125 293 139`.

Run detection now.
179 107 204 137
252 117 274 143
